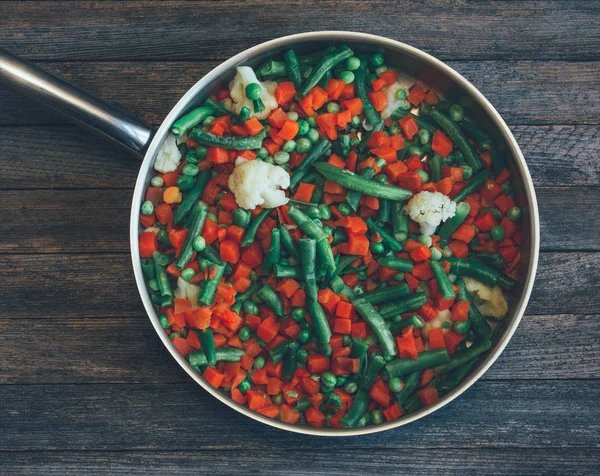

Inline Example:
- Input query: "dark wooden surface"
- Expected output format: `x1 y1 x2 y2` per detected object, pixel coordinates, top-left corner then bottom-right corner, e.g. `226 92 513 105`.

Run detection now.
1 1 599 474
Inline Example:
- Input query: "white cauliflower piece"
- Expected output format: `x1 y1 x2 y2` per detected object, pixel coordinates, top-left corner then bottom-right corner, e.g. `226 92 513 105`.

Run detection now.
143 226 160 234
173 277 200 307
463 277 508 319
404 191 457 235
421 309 452 339
380 74 416 120
227 66 278 120
153 133 181 173
228 158 290 210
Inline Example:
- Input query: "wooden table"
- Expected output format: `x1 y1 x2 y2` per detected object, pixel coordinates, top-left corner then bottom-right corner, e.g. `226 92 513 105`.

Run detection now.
1 1 599 474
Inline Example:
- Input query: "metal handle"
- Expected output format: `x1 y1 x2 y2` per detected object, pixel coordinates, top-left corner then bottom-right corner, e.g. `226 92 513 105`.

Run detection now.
0 48 154 158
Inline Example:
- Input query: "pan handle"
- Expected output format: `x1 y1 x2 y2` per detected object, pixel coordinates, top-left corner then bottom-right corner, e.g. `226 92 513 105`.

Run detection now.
0 48 154 158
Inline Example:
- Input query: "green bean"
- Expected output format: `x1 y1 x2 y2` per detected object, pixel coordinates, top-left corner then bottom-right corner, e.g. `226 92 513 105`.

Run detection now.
458 120 494 151
152 252 173 304
283 341 300 378
438 201 471 241
199 244 224 266
361 283 411 305
376 197 391 224
329 254 360 281
422 105 482 171
454 277 493 340
232 208 251 228
307 297 332 356
429 153 443 182
196 264 225 306
340 388 370 428
171 106 215 137
257 284 284 316
204 97 236 118
299 45 354 96
379 293 428 319
390 105 411 120
359 353 387 389
396 371 420 405
386 349 451 378
299 238 319 300
446 257 516 289
289 138 331 190
410 113 438 134
350 338 369 374
490 151 508 179
330 275 356 299
438 358 478 393
241 209 270 247
198 329 216 366
258 59 287 78
389 314 425 334
231 281 261 314
436 340 492 374
272 264 303 279
190 127 267 150
377 257 413 273
366 218 403 252
175 205 208 269
284 49 303 88
188 347 245 367
298 46 337 65
278 225 300 260
345 167 375 212
474 251 505 270
264 228 281 273
174 169 210 224
354 57 383 130
452 169 491 203
391 201 409 237
403 394 422 413
430 260 456 300
269 340 293 363
316 163 412 201
353 298 397 360
141 258 156 280
340 134 351 159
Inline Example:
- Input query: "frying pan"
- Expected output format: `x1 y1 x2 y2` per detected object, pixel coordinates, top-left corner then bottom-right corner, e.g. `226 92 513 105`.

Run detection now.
0 32 539 435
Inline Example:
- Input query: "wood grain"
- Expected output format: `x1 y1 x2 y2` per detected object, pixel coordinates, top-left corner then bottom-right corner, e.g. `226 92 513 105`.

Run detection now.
1 61 598 126
0 187 597 254
0 125 598 190
1 1 598 61
1 314 597 384
2 448 598 475
1 380 598 450
0 252 597 318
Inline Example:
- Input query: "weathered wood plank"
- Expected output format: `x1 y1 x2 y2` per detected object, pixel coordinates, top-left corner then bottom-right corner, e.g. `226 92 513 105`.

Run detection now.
1 314 597 384
1 448 598 475
1 125 596 190
1 1 598 61
0 187 596 254
0 252 596 318
1 61 598 125
1 381 598 450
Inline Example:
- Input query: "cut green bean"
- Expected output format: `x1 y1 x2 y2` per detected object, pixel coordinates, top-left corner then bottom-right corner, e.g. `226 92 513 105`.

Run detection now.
175 204 208 269
174 169 210 224
354 57 383 130
241 209 270 247
379 293 428 319
284 49 303 88
279 225 300 260
198 262 226 305
171 106 215 137
377 257 413 273
366 218 403 252
287 205 335 273
190 127 267 150
204 97 236 118
289 138 332 189
386 349 451 378
272 264 303 279
307 297 332 356
198 329 216 365
346 167 375 212
264 228 281 273
361 283 411 305
452 169 491 203
436 340 492 374
257 284 284 316
299 45 354 96
446 257 516 289
353 298 397 360
430 260 456 300
438 201 470 241
188 347 245 367
152 251 173 304
340 388 370 428
458 120 494 151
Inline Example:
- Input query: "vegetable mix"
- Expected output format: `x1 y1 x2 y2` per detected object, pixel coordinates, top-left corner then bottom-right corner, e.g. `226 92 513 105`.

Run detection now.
138 45 523 429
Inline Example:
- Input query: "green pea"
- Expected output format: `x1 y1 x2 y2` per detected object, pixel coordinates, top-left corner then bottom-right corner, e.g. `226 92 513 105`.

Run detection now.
198 259 210 271
339 70 355 84
353 285 365 296
282 140 296 153
342 335 352 346
243 300 258 315
370 53 385 67
245 83 262 100
182 164 199 177
449 104 464 122
461 165 473 180
502 182 512 195
388 377 404 393
159 314 170 329
298 328 311 344
254 356 265 369
351 115 361 127
318 204 331 220
447 273 457 283
195 145 208 159
407 144 424 158
321 371 337 387
307 128 320 143
338 203 351 216
508 206 522 221
336 376 347 387
295 137 312 154
296 349 308 363
291 307 305 322
238 327 252 342
443 246 453 258
148 279 160 292
307 116 317 127
344 382 358 394
418 128 431 145
264 156 275 165
416 169 429 183
186 152 199 165
394 272 405 281
176 175 195 191
418 234 433 247
394 232 408 242
441 321 452 329
257 147 269 159
150 176 164 187
238 379 251 393
249 271 258 282
274 151 290 165
388 123 401 135
430 247 443 261
371 242 385 254
491 225 505 241
181 268 195 282
297 119 310 135
287 111 299 121
375 65 388 76
453 320 470 335
140 200 154 216
395 88 408 100
326 102 341 114
346 56 361 71
370 409 384 425
202 116 215 127
373 174 388 184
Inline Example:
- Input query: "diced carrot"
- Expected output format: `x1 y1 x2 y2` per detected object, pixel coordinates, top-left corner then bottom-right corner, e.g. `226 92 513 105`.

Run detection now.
370 146 397 162
340 83 355 100
416 386 439 406
371 77 387 91
369 379 391 407
268 107 290 129
327 78 346 101
244 117 264 136
367 90 388 111
398 115 419 140
336 109 352 128
431 130 453 157
406 85 426 107
219 239 240 264
203 366 225 388
347 234 370 256
428 328 447 349
154 203 174 225
335 301 354 319
397 172 423 192
444 330 465 354
163 186 182 204
367 131 390 148
257 316 280 343
241 241 263 267
139 231 158 258
333 318 352 334
389 134 405 151
481 179 504 202
305 407 326 428
207 146 230 164
278 120 299 141
474 211 498 232
451 224 476 243
246 389 268 411
383 403 403 422
451 300 470 322
275 81 296 104
327 153 346 168
412 261 433 280
311 86 328 109
396 330 418 359
307 354 330 373
276 278 301 299
418 303 438 322
379 69 399 87
340 98 363 116
424 89 439 106
410 244 431 262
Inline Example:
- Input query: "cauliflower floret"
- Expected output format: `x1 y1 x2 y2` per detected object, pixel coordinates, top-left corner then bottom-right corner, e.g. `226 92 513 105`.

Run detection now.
227 66 278 120
404 191 457 235
228 158 290 210
463 277 508 319
173 277 200 307
153 133 181 173
380 74 416 120
421 309 452 339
